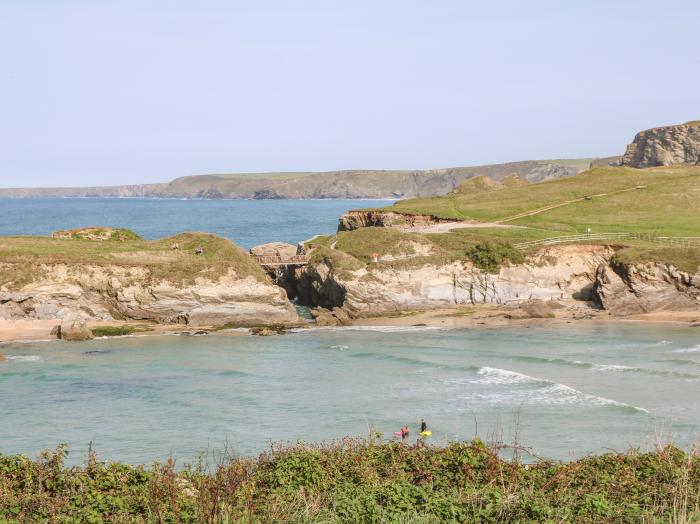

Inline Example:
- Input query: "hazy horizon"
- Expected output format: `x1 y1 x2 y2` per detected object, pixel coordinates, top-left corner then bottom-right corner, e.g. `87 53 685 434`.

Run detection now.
1 1 698 188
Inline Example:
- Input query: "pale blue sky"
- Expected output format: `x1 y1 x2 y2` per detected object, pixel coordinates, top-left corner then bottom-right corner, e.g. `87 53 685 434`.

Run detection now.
1 0 698 187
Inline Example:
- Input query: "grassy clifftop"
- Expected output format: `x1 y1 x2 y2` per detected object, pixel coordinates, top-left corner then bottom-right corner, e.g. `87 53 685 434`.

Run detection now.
0 231 268 286
387 165 700 237
326 165 700 272
1 440 698 522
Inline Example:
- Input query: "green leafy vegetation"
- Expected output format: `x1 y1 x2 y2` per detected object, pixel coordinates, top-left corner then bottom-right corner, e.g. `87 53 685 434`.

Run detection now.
465 241 524 273
1 440 698 522
90 325 153 337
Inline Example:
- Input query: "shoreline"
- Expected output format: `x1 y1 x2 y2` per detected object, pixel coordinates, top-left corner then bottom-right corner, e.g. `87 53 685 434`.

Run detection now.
2 304 697 346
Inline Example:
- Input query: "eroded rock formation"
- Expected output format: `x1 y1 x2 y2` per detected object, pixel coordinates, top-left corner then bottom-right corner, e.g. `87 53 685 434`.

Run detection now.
294 244 700 318
0 263 298 327
593 261 700 315
294 245 613 315
338 211 452 231
622 121 700 168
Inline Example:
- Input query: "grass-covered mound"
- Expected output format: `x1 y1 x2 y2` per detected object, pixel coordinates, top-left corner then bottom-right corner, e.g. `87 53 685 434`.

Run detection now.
1 440 698 522
51 227 142 242
0 231 268 287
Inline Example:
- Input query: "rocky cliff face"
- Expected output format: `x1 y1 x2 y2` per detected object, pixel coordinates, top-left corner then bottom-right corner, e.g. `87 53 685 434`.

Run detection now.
0 263 298 326
338 211 450 231
622 122 700 168
593 260 700 315
295 245 613 315
294 245 700 318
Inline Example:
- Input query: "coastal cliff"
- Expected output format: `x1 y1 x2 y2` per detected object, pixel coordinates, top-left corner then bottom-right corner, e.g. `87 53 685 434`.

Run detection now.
0 231 298 327
294 243 700 319
338 210 449 231
0 159 587 200
622 121 700 167
295 245 610 314
594 260 700 315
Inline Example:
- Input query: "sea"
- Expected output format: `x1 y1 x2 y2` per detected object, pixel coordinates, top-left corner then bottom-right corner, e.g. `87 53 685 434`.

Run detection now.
1 198 699 465
0 197 395 249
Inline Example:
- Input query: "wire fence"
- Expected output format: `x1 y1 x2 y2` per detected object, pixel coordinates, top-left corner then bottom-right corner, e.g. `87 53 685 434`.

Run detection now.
514 233 700 250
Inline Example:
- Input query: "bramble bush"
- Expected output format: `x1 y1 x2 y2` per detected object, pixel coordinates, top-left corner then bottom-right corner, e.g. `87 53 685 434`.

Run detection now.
1 438 699 522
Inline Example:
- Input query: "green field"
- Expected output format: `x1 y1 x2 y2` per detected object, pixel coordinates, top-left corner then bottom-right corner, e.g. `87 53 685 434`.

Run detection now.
325 165 700 272
388 166 700 236
2 440 698 523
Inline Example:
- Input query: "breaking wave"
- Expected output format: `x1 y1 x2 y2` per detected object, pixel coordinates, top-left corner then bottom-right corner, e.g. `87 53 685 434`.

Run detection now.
5 355 42 362
350 351 480 373
511 355 697 379
673 345 700 354
470 367 649 413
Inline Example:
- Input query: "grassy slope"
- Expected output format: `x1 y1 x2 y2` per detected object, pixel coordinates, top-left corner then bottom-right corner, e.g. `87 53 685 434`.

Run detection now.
1 440 698 523
0 231 268 287
326 166 700 272
389 166 700 234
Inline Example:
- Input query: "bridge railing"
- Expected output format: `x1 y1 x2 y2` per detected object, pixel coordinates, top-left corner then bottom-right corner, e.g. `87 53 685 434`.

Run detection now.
252 254 309 266
514 233 631 249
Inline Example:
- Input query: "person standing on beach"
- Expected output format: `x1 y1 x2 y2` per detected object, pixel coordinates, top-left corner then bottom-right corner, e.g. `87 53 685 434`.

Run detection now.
401 425 409 444
420 419 427 433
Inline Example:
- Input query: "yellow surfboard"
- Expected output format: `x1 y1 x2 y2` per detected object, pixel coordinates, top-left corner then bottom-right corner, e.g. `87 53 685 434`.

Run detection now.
420 430 432 437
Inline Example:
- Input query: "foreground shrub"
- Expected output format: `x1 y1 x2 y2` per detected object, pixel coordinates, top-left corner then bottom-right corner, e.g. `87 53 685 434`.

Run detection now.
1 439 699 522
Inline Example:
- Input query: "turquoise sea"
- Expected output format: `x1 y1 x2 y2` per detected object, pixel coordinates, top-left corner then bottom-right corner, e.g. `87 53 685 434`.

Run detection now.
1 198 699 465
2 324 700 464
0 197 394 248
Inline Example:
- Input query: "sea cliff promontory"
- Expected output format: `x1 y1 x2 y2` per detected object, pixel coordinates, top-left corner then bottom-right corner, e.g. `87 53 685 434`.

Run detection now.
622 120 700 168
0 229 298 328
295 154 700 324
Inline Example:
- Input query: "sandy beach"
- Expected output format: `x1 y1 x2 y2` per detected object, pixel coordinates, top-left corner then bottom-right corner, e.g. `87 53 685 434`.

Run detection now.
0 319 233 345
1 303 697 347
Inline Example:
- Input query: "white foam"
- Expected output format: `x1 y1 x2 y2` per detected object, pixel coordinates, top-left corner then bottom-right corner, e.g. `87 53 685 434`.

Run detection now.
292 325 445 333
592 364 636 372
469 366 649 413
474 366 543 385
330 345 349 351
673 345 700 354
5 355 42 362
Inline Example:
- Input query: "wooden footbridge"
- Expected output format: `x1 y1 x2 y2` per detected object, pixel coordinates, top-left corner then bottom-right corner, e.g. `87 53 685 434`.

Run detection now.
252 254 309 267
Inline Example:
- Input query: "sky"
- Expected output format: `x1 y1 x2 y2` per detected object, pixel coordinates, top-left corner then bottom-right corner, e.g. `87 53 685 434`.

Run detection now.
0 1 698 188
